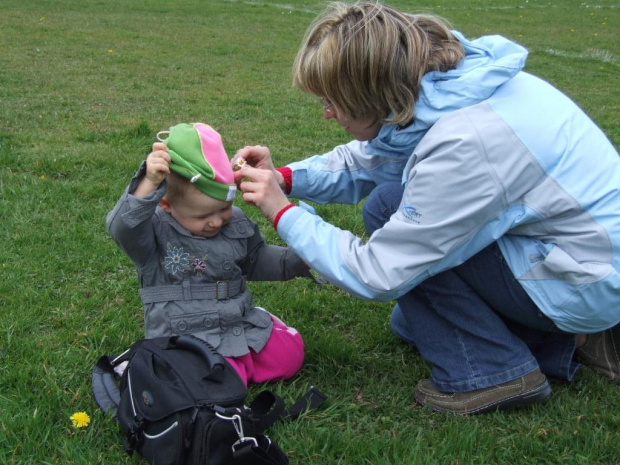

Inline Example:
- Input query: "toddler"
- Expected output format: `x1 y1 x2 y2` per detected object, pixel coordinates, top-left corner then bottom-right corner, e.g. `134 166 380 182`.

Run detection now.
107 122 309 385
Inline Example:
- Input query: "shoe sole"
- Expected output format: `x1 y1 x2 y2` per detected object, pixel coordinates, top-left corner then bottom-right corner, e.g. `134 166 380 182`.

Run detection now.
419 379 552 415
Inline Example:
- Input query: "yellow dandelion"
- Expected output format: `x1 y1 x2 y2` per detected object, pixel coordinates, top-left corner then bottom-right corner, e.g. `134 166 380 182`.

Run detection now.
70 411 91 428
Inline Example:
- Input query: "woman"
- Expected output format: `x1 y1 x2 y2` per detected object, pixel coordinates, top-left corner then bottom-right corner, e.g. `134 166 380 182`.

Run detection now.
233 1 620 414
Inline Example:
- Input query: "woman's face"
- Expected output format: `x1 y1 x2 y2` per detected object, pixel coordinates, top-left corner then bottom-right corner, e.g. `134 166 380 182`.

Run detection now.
320 98 382 141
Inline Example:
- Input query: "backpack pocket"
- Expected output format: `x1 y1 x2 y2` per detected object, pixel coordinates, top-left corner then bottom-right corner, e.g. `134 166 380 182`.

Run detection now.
137 413 186 465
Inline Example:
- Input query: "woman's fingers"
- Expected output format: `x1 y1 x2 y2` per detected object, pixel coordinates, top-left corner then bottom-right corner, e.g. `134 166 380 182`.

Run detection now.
233 145 275 170
236 166 290 221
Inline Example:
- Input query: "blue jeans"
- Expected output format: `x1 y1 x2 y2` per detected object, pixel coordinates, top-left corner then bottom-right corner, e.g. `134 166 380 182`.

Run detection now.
363 181 579 392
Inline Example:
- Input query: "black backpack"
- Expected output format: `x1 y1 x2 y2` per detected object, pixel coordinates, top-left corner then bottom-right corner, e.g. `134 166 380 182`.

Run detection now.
92 335 326 465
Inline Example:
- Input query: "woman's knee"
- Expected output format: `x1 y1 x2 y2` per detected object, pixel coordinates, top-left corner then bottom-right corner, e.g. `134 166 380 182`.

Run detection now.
390 304 417 346
362 181 405 235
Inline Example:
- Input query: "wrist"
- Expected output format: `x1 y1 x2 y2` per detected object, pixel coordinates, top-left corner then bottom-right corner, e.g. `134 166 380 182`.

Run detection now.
275 167 292 194
273 203 296 230
134 177 162 198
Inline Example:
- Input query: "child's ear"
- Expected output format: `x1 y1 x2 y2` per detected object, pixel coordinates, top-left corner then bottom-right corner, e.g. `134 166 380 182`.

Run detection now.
160 197 172 212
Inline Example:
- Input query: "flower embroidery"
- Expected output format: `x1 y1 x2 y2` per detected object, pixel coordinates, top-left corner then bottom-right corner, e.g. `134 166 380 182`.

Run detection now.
165 245 190 275
70 411 91 428
191 258 207 273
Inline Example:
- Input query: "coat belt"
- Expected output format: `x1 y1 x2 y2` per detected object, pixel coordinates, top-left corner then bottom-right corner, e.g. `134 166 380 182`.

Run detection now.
139 279 245 303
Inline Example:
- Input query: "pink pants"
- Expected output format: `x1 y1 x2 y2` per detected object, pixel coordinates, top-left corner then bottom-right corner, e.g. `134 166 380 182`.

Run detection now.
225 315 304 386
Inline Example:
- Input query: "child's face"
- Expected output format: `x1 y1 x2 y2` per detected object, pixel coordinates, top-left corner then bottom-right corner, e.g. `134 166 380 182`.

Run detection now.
162 188 233 238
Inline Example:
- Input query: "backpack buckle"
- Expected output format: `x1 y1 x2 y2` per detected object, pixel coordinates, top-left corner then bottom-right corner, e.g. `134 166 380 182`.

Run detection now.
216 412 258 452
216 412 244 437
232 436 259 452
123 419 145 454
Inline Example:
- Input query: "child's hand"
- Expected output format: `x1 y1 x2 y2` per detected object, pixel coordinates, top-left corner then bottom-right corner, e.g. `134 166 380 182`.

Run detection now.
133 143 171 198
144 143 171 186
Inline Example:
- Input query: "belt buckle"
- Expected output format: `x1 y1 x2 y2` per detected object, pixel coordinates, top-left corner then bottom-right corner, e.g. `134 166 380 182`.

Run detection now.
215 281 229 300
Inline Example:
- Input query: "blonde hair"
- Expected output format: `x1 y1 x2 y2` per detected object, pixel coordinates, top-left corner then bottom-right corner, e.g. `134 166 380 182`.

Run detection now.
293 1 465 125
164 171 197 204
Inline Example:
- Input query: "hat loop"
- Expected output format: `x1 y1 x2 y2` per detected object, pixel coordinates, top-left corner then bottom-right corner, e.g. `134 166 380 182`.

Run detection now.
156 130 170 142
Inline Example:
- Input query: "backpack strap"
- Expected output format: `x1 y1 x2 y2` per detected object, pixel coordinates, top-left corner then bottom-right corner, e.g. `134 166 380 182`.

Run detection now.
224 386 327 465
249 386 328 433
91 346 136 417
282 386 328 419
91 355 122 417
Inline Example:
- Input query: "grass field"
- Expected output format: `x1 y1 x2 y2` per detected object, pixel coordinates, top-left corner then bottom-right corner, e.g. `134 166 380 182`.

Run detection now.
1 0 619 463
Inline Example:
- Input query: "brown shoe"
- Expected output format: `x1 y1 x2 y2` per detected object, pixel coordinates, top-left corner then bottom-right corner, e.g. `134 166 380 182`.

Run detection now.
577 324 620 383
414 368 551 415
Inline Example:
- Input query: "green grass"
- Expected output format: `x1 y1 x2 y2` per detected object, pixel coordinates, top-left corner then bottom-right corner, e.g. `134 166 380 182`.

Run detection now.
1 0 619 463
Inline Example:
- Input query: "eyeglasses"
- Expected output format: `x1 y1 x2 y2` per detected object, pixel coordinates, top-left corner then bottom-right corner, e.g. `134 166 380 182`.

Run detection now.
319 97 334 113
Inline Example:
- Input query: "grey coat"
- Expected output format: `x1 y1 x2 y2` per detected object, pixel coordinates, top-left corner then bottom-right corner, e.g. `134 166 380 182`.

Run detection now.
107 164 311 356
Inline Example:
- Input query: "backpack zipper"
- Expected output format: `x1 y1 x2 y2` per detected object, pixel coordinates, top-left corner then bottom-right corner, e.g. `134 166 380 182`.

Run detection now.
142 420 179 439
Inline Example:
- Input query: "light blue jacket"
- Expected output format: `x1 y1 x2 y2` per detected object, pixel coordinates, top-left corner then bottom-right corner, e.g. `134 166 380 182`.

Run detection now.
279 33 620 333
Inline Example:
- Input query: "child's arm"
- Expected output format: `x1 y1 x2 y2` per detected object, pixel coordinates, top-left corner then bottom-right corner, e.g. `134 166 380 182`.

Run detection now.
241 217 313 281
133 143 171 198
106 143 170 268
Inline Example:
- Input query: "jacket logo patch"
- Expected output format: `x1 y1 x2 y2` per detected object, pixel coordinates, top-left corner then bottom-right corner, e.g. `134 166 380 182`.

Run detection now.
402 205 422 224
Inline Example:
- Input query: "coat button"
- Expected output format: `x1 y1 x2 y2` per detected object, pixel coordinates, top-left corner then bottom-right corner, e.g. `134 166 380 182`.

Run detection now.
204 317 214 328
177 321 187 332
232 326 242 336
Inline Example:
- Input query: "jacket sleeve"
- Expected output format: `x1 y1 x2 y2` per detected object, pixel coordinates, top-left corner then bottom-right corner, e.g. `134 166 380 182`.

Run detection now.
287 140 408 204
106 162 164 269
239 215 312 281
276 112 511 300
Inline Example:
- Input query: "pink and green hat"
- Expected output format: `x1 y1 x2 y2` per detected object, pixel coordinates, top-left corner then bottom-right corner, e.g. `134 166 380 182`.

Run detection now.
157 123 237 202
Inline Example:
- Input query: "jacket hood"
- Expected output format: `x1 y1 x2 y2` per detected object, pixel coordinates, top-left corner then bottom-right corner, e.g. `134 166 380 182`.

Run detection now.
368 31 528 158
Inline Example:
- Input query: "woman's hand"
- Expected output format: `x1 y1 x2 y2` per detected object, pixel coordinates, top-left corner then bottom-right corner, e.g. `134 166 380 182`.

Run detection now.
233 145 285 190
234 165 291 223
